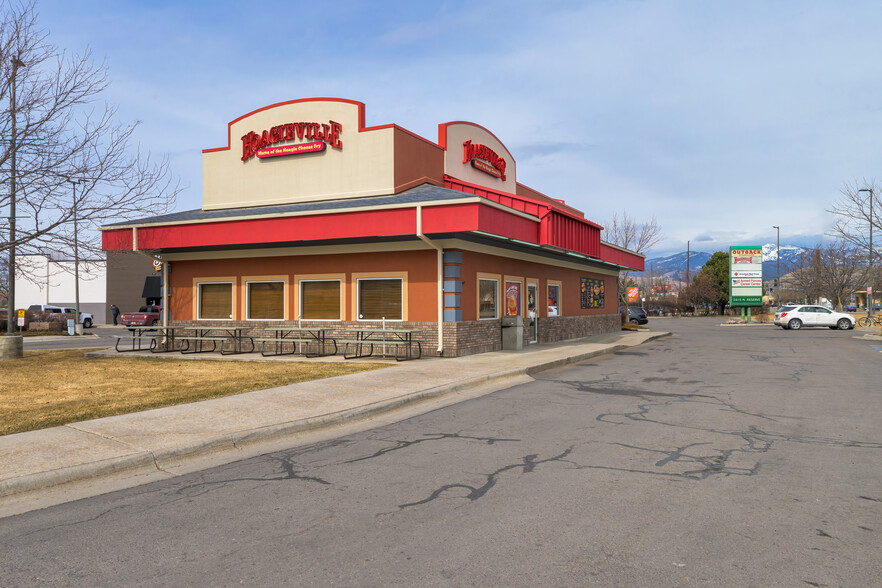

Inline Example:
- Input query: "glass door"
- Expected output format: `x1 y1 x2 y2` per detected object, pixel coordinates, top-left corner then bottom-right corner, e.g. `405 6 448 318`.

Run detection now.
527 282 538 343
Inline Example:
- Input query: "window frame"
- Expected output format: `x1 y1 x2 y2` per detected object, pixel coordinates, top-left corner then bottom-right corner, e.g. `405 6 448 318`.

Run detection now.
547 280 562 317
196 280 235 321
477 273 501 320
356 277 404 322
299 278 343 321
245 279 286 321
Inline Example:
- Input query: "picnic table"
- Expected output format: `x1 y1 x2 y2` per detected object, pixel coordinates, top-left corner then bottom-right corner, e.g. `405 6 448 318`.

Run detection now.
254 326 337 357
112 327 160 352
339 328 421 361
178 326 255 355
148 326 185 353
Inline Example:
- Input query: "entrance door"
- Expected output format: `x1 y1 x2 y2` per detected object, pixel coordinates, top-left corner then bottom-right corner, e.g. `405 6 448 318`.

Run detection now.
527 282 538 343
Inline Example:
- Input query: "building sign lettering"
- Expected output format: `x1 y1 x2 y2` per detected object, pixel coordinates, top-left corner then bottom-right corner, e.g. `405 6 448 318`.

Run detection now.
257 141 326 159
463 140 506 180
242 120 342 161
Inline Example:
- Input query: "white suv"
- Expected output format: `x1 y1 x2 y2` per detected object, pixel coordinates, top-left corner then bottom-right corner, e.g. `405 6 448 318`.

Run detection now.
27 304 94 328
774 304 854 330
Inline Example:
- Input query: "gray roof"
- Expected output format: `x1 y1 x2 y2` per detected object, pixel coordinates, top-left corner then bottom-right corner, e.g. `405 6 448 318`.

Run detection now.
104 184 479 228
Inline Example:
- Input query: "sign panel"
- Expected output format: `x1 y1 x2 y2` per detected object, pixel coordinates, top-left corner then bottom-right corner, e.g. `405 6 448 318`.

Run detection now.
627 287 639 302
257 141 326 159
581 278 605 309
505 282 521 316
729 245 763 306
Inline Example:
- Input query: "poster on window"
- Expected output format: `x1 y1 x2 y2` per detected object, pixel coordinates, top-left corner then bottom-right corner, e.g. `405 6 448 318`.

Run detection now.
505 282 521 316
581 278 605 309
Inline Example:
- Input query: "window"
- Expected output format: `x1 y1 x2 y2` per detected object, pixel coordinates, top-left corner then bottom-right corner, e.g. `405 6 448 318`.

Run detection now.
548 284 560 317
504 281 521 317
478 278 498 319
301 280 341 320
198 282 233 319
247 281 284 320
358 278 402 320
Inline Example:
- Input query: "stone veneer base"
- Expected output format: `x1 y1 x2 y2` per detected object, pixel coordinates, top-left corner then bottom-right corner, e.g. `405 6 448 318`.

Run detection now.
170 314 620 358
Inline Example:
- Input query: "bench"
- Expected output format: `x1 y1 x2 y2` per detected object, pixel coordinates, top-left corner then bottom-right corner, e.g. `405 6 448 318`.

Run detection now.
337 338 421 361
112 334 155 352
177 336 229 354
253 337 338 357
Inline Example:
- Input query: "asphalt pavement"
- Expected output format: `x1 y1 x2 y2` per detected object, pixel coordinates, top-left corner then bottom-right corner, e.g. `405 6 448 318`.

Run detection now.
1 326 668 507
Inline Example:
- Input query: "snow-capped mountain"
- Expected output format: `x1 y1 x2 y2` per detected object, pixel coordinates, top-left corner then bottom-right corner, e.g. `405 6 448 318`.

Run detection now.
635 244 807 283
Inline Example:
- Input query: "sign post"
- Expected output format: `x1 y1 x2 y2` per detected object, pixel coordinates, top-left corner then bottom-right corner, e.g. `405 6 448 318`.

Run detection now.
730 246 763 322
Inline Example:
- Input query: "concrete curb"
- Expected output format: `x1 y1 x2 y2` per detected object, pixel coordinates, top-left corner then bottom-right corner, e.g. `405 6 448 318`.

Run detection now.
0 331 670 499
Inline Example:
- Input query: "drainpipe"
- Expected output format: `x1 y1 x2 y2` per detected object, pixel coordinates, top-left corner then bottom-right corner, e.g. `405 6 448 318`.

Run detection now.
132 226 167 328
416 205 444 354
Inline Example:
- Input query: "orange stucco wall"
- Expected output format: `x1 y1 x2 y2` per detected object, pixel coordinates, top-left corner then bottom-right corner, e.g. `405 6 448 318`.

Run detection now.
457 249 617 321
168 249 438 321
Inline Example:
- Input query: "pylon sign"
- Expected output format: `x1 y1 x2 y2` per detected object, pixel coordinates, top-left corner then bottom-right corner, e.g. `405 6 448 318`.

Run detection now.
730 246 763 306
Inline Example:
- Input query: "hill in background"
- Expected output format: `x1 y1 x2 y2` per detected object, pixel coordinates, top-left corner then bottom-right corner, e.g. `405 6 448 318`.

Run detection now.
635 245 807 283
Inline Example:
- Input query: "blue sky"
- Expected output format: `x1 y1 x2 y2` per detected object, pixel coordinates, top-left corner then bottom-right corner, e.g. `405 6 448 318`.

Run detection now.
36 0 882 257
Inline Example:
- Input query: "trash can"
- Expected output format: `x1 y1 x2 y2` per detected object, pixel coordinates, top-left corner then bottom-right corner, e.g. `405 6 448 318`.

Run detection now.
501 315 524 350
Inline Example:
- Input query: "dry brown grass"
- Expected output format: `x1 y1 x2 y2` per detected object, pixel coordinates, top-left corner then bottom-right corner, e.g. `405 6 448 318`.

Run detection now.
0 349 387 436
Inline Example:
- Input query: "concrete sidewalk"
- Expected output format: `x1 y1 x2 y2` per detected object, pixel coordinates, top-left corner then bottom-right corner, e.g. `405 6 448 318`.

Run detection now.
0 329 668 506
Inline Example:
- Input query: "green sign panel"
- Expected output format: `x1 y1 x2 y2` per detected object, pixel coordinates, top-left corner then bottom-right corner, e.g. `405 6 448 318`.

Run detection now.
731 295 763 305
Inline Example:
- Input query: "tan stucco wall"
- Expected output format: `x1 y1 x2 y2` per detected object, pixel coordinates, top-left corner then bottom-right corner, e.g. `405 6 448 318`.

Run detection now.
442 122 518 193
203 100 396 210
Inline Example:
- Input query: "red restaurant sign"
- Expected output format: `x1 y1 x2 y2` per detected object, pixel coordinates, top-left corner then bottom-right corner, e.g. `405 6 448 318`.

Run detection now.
241 120 342 161
462 140 506 180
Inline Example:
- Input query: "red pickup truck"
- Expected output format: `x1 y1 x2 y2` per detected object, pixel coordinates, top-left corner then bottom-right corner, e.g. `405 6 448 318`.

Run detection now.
121 305 162 328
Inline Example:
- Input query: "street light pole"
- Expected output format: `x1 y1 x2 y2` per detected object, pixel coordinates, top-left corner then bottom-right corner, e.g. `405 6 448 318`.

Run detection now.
772 225 780 306
858 188 874 316
6 56 25 337
69 179 82 334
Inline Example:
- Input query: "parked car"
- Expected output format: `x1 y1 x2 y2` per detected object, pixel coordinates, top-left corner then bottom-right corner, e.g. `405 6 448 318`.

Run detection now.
620 306 648 325
121 305 162 328
26 304 93 328
774 304 855 330
844 304 857 312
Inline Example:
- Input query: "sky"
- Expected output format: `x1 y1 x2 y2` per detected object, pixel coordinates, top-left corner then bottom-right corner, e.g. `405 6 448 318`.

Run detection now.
33 0 882 258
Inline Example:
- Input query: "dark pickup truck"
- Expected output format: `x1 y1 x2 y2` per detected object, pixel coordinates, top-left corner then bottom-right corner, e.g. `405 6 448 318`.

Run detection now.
121 305 162 328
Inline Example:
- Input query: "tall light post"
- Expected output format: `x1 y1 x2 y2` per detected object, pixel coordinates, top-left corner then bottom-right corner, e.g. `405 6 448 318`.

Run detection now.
772 225 780 306
6 56 25 338
69 178 82 334
858 188 874 316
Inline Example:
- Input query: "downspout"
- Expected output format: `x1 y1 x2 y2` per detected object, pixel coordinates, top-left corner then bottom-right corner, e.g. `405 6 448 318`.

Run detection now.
132 226 168 328
416 205 444 354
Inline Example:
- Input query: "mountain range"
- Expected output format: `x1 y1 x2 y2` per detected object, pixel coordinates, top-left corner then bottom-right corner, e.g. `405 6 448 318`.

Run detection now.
634 245 807 283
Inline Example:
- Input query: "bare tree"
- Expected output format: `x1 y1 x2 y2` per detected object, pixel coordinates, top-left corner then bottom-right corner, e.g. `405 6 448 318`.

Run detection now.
786 248 823 304
0 2 179 264
829 179 880 266
603 211 663 308
683 271 718 315
785 241 866 309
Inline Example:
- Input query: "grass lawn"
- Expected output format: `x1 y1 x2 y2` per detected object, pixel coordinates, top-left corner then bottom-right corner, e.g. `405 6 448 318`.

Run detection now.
0 349 387 436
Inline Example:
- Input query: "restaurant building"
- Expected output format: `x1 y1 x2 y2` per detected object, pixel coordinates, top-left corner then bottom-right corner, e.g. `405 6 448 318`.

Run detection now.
101 98 644 356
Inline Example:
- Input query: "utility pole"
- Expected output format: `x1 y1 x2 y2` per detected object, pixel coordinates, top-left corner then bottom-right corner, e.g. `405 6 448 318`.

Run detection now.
858 189 874 316
686 240 690 287
69 179 82 334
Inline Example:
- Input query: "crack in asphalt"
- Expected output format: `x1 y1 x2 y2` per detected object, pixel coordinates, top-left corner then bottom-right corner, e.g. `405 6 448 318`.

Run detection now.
613 435 772 479
342 433 521 464
397 447 574 509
